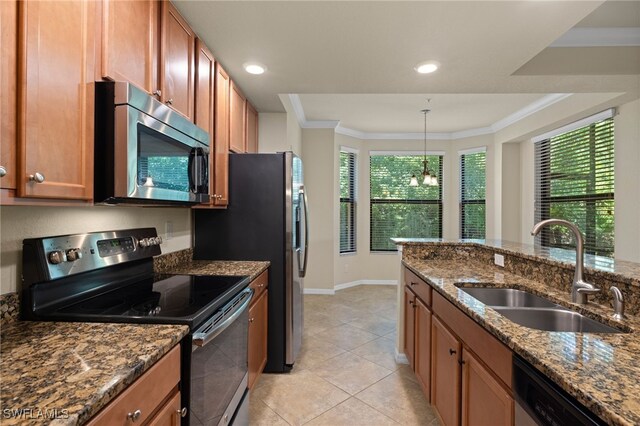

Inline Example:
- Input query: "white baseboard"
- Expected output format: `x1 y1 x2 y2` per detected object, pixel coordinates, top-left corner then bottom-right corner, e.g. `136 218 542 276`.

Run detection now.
304 280 398 295
303 288 336 295
395 349 409 365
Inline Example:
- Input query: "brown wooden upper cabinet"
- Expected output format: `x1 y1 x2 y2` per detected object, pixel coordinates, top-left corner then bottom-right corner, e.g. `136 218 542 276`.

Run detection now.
246 102 259 153
15 0 96 200
212 63 231 207
229 81 246 153
101 0 159 96
160 1 195 120
194 39 214 138
0 0 18 192
102 1 195 120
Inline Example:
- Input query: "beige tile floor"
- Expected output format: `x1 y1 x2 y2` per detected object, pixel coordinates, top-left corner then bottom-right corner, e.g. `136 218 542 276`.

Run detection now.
249 285 441 426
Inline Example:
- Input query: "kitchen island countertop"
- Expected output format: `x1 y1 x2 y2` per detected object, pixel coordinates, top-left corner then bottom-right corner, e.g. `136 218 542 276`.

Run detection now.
0 321 188 425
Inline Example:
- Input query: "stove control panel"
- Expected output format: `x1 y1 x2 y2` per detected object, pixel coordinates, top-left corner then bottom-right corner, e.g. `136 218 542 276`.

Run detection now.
24 228 163 281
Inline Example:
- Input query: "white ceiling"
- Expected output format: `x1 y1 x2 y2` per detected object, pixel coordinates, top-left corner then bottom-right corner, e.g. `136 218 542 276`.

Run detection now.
174 1 640 134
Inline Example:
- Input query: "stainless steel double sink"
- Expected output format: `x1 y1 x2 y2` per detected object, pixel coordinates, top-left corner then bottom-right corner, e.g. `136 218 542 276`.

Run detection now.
458 287 624 333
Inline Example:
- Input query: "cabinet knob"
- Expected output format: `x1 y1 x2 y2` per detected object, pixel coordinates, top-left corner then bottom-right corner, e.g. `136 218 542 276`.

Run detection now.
166 98 173 105
151 89 162 97
0 166 6 177
127 409 142 422
29 172 45 183
410 281 418 286
216 194 223 199
449 348 457 356
177 407 187 418
249 317 255 323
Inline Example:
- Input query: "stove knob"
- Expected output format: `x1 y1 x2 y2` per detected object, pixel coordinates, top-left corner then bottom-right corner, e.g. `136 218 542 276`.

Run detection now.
155 236 163 245
47 250 66 265
65 248 83 262
139 238 150 248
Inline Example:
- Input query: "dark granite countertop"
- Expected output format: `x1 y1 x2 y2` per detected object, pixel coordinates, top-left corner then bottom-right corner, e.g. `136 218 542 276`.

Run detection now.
0 321 188 425
161 260 270 281
397 240 640 426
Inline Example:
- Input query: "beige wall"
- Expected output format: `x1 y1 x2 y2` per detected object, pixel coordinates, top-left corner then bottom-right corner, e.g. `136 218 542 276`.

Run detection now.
501 143 521 242
0 206 191 294
258 113 287 153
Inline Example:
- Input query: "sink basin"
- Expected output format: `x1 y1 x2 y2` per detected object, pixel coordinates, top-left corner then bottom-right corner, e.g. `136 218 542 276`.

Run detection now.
492 307 623 333
459 287 559 308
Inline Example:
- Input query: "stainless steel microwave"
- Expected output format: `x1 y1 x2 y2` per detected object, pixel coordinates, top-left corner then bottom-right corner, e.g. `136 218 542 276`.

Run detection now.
94 81 210 205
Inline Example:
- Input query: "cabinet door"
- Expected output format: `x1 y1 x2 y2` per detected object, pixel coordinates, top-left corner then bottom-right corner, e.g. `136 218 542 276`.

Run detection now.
160 1 195 120
0 0 17 190
147 391 182 426
18 0 95 199
246 102 259 153
415 297 432 399
102 0 158 94
461 350 513 426
248 289 268 389
194 39 214 137
431 316 461 426
229 81 246 153
212 63 230 206
403 286 416 369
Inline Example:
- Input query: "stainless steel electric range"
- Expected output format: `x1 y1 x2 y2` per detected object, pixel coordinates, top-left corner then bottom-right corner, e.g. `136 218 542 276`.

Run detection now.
20 228 252 426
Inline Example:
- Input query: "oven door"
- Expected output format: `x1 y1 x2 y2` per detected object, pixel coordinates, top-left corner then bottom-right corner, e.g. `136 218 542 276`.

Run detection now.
189 288 252 426
114 104 209 204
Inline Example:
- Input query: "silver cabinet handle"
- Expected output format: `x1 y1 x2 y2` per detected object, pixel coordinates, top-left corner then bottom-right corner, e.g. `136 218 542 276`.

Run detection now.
29 172 45 183
177 407 187 418
127 409 142 422
151 89 161 97
0 166 6 177
166 98 173 105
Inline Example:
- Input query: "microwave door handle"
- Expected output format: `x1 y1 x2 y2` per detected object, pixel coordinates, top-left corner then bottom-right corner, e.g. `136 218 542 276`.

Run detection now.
188 148 196 193
192 288 253 348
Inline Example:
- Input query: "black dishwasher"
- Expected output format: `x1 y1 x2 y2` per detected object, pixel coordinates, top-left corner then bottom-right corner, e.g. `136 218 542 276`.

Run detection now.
513 356 606 426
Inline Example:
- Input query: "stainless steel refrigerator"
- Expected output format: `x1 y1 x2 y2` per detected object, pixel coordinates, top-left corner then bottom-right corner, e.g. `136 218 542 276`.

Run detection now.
193 152 307 372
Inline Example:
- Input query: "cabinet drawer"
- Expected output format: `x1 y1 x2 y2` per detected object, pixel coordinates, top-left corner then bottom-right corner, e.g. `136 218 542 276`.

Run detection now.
404 267 431 306
432 291 512 389
87 344 181 426
249 270 268 303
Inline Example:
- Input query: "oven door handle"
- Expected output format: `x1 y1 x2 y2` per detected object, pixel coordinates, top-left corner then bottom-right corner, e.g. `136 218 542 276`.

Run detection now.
192 288 253 348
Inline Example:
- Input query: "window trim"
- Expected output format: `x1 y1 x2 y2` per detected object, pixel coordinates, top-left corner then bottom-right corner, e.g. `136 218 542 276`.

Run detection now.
369 153 444 252
339 148 357 254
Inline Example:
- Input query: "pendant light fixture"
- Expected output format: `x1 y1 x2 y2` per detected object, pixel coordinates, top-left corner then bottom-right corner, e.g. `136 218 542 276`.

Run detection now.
410 104 438 187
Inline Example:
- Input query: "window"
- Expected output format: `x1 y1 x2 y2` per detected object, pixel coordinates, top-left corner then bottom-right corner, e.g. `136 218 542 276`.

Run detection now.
535 116 614 257
340 150 357 253
460 150 486 239
370 154 443 251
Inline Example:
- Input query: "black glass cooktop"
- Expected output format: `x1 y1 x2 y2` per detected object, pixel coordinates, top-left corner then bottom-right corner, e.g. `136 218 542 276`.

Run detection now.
54 274 250 328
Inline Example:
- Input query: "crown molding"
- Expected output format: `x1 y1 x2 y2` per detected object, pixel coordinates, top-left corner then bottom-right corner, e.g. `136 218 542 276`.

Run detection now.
288 93 574 141
550 27 640 48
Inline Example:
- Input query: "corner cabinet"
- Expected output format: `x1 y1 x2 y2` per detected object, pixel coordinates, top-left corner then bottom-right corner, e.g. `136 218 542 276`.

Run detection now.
248 270 269 389
16 0 96 200
87 344 184 426
402 266 514 426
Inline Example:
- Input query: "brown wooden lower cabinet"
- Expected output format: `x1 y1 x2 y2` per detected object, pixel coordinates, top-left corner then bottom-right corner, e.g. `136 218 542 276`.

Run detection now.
414 297 432 398
248 270 269 389
461 350 514 426
431 316 462 426
87 344 182 426
403 286 416 369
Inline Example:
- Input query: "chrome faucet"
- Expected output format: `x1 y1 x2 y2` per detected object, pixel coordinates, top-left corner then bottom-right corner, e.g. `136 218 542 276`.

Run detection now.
531 219 600 304
610 286 626 320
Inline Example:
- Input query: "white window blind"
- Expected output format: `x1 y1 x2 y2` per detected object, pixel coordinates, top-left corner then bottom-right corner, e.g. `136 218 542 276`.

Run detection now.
534 117 614 257
369 155 443 251
460 150 486 239
340 151 357 253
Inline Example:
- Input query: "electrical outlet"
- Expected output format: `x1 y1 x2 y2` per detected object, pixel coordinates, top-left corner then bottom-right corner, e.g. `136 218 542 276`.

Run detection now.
165 221 173 240
494 253 505 267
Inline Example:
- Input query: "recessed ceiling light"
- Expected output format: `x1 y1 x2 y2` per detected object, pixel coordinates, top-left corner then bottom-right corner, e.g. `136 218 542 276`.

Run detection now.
244 62 267 75
414 61 439 74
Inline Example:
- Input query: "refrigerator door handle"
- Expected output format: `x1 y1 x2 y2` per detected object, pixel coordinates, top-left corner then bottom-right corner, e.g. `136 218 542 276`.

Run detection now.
300 186 309 278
